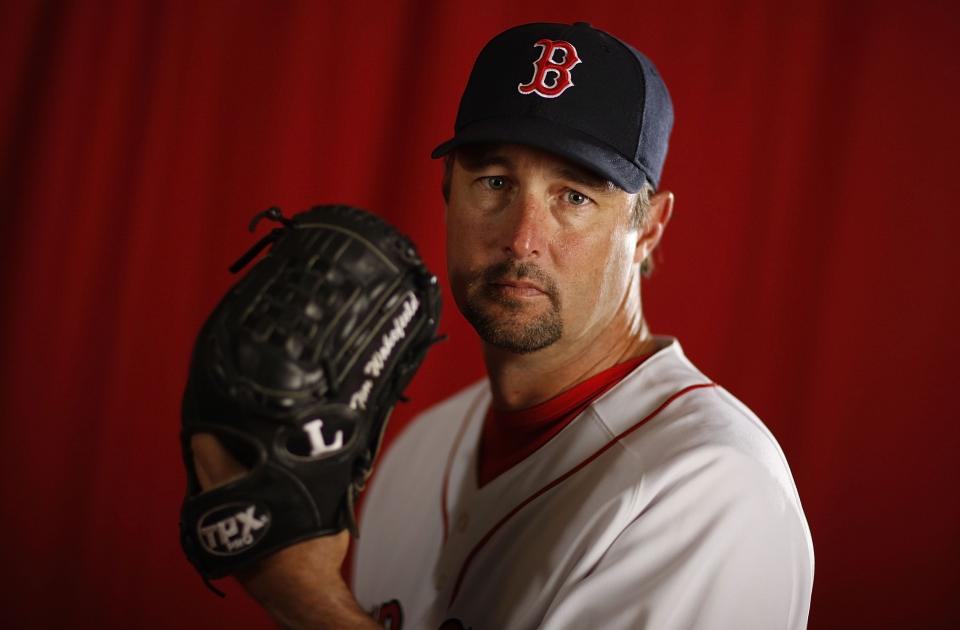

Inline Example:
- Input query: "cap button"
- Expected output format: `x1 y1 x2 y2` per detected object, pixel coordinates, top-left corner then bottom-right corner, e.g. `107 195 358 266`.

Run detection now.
573 21 593 28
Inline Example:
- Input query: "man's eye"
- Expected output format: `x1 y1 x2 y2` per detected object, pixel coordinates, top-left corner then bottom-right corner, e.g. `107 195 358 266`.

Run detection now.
566 190 590 205
484 176 507 190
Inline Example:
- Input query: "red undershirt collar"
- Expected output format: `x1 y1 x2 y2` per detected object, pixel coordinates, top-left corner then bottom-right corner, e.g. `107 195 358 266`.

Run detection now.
477 354 650 488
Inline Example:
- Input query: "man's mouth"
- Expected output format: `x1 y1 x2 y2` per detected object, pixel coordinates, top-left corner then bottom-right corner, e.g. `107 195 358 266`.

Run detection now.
488 280 548 298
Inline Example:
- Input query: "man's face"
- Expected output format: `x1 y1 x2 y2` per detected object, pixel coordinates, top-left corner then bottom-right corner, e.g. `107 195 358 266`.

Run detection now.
445 144 643 355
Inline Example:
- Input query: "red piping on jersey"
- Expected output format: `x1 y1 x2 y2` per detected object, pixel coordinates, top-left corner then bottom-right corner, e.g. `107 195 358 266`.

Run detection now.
441 390 486 545
447 381 718 607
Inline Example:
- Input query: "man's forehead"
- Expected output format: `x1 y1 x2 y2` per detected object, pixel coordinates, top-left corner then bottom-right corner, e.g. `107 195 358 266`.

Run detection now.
455 143 618 193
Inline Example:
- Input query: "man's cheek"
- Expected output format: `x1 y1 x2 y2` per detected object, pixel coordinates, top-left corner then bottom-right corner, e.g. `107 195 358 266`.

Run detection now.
448 270 476 306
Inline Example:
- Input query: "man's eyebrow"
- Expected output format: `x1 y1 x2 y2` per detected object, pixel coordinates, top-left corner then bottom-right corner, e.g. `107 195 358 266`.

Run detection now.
456 152 514 171
555 166 617 194
455 149 616 193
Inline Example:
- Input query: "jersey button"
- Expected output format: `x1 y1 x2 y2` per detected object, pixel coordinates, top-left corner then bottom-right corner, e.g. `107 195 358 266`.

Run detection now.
434 572 448 591
455 513 469 533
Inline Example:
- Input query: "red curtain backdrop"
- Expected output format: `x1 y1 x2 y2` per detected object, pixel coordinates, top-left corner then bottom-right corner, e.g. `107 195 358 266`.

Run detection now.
2 0 957 627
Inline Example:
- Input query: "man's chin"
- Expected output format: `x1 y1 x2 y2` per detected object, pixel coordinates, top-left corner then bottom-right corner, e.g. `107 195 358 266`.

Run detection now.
482 332 559 355
463 301 562 355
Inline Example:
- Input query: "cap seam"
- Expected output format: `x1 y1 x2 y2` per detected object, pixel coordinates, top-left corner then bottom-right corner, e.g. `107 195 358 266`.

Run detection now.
602 33 647 169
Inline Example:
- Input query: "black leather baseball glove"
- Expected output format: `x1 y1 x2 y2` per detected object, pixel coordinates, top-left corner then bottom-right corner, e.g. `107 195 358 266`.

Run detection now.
179 205 441 589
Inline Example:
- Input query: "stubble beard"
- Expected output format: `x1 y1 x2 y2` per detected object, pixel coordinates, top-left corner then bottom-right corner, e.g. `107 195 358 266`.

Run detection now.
457 260 563 355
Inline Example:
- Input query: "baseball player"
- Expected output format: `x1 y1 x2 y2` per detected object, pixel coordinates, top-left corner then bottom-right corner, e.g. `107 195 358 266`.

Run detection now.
185 21 813 630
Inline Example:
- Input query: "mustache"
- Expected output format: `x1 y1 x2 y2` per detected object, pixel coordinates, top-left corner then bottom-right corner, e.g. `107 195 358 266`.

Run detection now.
480 260 560 303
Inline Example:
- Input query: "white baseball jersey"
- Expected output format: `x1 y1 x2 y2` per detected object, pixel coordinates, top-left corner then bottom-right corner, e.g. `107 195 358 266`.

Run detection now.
353 337 814 629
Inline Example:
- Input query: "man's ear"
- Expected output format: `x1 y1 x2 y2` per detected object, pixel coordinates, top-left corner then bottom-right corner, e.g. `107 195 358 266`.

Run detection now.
635 190 674 264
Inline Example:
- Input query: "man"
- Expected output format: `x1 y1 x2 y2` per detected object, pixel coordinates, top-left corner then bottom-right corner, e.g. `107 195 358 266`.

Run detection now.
193 22 814 629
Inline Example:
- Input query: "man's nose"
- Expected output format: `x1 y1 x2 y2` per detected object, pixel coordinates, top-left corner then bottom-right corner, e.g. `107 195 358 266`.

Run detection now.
502 192 548 259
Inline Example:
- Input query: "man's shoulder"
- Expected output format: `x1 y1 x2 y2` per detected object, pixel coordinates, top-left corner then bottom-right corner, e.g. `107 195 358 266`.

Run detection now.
593 337 804 509
375 379 489 469
413 379 489 426
399 379 488 441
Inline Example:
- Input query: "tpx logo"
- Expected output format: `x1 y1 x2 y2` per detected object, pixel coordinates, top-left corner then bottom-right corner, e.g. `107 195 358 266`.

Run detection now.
198 503 270 556
518 39 581 98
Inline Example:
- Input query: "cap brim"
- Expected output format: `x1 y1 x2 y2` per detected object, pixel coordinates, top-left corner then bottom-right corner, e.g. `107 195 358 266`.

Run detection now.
430 116 651 192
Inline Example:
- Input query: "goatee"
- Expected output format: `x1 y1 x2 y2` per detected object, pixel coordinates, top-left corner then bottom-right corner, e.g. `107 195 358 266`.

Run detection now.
459 260 562 354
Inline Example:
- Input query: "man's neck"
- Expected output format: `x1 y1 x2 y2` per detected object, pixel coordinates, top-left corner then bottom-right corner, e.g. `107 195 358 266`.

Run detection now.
483 317 658 412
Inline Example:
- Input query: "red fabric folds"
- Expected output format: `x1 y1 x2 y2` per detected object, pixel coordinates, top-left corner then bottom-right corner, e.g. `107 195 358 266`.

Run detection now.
1 1 958 628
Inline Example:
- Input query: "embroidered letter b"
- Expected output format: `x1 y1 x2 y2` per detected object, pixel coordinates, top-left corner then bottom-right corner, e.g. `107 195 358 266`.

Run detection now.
518 39 581 98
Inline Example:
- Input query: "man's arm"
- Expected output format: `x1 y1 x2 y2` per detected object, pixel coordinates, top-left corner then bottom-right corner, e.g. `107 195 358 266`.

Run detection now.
192 434 380 630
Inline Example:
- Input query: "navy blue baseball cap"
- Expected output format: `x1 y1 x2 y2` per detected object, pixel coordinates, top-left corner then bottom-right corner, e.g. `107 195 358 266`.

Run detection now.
431 22 674 192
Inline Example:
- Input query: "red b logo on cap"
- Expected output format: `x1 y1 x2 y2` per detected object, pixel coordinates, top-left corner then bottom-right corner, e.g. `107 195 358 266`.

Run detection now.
518 39 581 98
